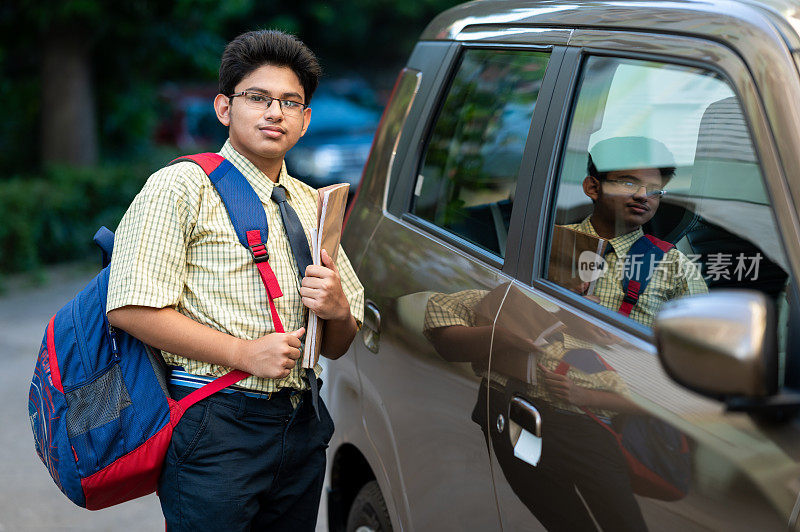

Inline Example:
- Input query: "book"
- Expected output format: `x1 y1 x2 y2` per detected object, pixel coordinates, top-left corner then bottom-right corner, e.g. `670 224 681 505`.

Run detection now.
302 183 350 369
548 225 607 295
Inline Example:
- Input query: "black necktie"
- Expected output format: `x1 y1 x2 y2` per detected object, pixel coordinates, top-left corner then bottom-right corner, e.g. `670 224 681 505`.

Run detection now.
270 185 320 420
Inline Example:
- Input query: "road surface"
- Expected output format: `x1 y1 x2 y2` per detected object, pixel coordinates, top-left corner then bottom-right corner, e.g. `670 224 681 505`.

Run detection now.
0 263 328 531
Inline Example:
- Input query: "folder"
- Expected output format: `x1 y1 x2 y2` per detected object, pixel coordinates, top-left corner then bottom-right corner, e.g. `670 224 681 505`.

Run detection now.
302 183 350 369
548 225 607 296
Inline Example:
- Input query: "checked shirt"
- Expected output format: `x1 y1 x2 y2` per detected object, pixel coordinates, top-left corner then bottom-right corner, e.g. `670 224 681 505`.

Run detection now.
107 140 364 394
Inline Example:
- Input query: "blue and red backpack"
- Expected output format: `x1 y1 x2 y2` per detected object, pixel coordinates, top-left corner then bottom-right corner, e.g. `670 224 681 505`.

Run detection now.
555 349 691 501
27 153 288 509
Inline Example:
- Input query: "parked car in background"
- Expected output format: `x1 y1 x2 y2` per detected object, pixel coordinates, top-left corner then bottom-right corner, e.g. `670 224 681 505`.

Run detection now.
155 79 381 194
324 0 800 531
154 84 227 150
285 79 382 192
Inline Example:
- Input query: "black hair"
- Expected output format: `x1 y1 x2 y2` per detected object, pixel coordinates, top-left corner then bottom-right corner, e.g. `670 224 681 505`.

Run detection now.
219 30 321 103
587 153 675 183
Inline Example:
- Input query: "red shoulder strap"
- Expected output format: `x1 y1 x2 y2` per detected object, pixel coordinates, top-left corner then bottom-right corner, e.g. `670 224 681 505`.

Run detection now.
617 234 675 316
644 234 675 253
169 153 225 176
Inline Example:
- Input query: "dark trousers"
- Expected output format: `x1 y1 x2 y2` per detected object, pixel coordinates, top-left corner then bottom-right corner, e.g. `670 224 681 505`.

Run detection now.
158 384 334 532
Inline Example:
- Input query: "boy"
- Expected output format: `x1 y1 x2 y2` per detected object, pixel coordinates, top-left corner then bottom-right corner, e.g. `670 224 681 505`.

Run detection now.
566 136 707 327
107 30 364 531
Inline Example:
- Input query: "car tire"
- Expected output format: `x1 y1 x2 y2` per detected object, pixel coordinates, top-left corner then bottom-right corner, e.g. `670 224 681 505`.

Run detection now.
345 480 393 532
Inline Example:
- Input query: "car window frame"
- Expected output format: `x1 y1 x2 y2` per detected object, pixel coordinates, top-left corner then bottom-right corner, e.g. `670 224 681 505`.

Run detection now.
390 42 568 275
518 30 791 342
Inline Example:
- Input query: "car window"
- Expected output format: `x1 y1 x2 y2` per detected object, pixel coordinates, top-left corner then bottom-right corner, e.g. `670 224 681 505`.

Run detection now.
545 55 791 331
412 49 550 258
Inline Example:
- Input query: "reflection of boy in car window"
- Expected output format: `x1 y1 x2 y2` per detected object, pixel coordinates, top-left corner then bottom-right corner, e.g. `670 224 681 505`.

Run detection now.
564 136 707 327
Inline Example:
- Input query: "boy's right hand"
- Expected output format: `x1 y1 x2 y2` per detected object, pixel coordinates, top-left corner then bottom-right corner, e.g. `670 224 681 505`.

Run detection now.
238 327 305 379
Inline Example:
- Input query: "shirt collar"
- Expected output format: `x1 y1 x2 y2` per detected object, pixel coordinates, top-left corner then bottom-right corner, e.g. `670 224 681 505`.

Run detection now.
575 216 644 257
219 139 298 202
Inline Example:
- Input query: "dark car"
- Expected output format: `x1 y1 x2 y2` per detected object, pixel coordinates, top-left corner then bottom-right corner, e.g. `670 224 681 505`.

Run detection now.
322 1 800 531
154 84 227 150
285 83 382 190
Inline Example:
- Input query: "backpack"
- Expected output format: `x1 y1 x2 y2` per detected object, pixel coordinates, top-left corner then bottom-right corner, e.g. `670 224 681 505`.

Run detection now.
617 234 675 317
552 236 692 501
27 153 286 510
554 352 692 500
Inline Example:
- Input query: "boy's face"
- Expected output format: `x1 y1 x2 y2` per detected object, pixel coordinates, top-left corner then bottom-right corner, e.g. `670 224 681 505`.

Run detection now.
583 167 664 235
214 64 311 166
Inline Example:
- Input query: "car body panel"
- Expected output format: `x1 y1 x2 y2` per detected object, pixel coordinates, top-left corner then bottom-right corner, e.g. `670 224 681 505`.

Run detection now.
493 19 800 532
488 283 796 530
350 214 510 531
327 1 800 531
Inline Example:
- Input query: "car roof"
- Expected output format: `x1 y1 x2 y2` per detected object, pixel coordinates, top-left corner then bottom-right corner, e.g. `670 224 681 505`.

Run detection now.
421 0 800 50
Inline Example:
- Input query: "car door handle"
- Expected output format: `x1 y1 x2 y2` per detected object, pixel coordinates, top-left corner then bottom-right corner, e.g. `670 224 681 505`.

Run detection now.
509 396 542 438
362 300 381 353
507 396 543 467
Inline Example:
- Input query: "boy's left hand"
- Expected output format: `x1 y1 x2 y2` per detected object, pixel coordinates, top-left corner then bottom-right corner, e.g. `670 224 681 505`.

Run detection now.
300 248 350 321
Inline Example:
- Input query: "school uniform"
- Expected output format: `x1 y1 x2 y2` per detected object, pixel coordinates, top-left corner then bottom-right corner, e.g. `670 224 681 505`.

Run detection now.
107 140 364 531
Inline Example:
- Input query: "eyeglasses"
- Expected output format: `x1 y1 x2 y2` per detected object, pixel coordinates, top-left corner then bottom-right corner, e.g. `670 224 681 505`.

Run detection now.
603 178 666 198
228 90 308 117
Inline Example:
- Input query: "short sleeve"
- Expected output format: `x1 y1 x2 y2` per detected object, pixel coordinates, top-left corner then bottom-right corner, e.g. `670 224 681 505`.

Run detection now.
423 290 487 335
106 165 201 313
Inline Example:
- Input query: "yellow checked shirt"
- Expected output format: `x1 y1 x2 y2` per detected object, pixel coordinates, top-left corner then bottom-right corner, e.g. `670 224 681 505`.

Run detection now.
107 140 364 393
565 217 708 328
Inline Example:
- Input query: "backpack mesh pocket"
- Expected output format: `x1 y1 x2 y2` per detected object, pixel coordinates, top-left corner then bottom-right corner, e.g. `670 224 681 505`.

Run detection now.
66 363 132 438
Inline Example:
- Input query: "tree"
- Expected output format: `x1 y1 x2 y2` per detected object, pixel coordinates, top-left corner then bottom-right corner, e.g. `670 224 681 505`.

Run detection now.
12 0 254 167
3 0 463 171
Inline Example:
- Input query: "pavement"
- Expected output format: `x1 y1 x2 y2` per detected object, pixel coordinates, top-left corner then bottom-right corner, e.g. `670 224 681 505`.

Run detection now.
0 263 162 531
0 263 327 531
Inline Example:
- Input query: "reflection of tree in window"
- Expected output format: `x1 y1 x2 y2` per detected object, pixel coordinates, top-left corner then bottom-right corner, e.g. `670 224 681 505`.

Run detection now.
415 50 548 246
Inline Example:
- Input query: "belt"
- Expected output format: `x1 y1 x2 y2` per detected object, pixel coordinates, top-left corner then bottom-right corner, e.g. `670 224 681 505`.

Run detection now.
168 367 300 400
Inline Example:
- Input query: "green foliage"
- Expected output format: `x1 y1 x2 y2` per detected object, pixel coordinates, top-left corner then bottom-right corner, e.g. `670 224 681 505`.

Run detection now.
0 0 468 278
297 0 462 75
418 49 549 227
1 0 466 173
0 162 155 276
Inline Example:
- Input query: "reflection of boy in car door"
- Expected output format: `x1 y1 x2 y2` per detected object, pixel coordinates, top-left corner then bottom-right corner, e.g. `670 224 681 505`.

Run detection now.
563 136 708 328
422 288 655 532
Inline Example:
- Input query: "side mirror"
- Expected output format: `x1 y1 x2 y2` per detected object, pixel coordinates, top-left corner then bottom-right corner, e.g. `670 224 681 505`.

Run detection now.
654 290 778 398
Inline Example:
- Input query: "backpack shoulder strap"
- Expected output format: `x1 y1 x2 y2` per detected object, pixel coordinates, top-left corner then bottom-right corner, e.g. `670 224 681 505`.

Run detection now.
643 234 675 253
166 153 286 406
618 234 675 317
169 153 284 308
169 154 269 255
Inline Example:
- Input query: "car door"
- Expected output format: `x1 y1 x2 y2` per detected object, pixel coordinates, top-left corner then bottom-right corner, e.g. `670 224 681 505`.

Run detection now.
486 30 800 531
351 39 566 531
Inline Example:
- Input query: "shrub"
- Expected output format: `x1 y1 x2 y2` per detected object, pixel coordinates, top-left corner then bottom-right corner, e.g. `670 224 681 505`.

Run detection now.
0 163 154 280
